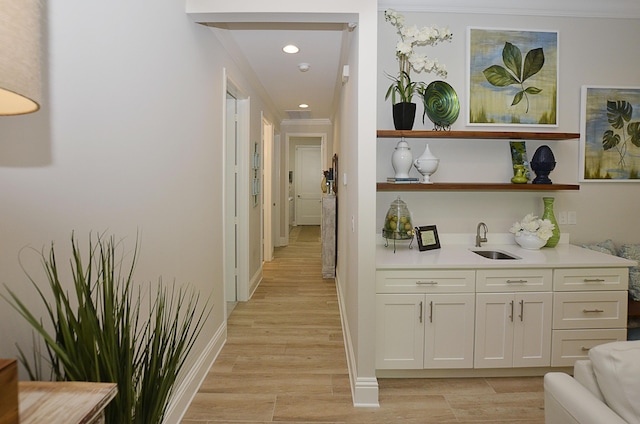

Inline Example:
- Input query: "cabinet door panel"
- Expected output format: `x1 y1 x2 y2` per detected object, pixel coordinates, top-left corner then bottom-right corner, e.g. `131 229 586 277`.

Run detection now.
375 294 424 369
424 294 475 369
513 292 552 367
474 293 514 368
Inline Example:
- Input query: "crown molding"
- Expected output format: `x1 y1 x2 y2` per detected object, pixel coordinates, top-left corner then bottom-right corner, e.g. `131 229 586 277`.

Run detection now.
378 0 640 19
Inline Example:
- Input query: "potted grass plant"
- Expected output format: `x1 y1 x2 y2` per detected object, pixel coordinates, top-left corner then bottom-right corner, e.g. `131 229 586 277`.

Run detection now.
2 233 210 424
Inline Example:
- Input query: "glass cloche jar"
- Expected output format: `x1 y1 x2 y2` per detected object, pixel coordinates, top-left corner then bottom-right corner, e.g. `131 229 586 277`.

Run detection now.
382 196 414 242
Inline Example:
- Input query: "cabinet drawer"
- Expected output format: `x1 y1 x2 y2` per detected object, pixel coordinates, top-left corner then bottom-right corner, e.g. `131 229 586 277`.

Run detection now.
553 291 628 329
551 329 627 367
376 270 475 293
553 268 628 291
476 269 552 292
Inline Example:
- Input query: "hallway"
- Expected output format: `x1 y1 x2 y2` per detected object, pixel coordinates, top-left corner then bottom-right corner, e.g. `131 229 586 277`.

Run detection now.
181 226 545 423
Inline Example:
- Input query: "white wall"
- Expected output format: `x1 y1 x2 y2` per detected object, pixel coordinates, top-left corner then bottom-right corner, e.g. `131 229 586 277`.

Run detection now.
376 11 640 246
0 0 279 421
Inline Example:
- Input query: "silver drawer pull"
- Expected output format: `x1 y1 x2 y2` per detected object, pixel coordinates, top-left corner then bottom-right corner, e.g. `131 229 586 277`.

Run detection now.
583 308 604 313
583 278 606 283
506 279 528 284
416 281 438 285
581 346 592 352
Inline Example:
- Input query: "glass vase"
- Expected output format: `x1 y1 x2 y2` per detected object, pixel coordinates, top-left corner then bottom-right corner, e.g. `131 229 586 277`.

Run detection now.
542 197 560 247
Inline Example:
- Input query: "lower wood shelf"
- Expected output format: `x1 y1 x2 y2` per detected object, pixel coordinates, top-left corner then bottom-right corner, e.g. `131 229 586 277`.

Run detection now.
377 182 580 191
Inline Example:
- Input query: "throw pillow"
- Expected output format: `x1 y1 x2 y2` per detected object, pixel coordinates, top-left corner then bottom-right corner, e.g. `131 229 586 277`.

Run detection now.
619 244 640 301
582 239 617 256
589 341 640 424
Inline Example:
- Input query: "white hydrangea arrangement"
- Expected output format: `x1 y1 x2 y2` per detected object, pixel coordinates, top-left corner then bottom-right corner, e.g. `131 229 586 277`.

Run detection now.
509 213 555 241
384 9 453 104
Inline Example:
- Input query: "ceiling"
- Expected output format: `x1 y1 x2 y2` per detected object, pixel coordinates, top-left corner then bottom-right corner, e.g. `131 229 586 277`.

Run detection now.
210 22 348 123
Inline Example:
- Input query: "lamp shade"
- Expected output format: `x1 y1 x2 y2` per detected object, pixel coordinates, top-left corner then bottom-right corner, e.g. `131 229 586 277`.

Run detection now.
0 0 41 115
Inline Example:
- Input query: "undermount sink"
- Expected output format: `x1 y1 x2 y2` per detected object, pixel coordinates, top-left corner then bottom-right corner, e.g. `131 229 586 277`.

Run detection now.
472 250 520 260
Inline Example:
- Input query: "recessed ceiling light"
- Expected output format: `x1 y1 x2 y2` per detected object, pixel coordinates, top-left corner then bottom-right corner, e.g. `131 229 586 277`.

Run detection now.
299 104 309 109
282 44 299 54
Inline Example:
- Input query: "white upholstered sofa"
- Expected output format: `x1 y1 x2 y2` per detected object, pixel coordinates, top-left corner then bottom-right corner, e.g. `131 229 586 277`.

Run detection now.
544 341 640 424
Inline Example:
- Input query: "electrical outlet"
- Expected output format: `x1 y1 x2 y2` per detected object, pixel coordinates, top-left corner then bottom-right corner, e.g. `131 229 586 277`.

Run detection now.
568 211 577 225
558 211 567 225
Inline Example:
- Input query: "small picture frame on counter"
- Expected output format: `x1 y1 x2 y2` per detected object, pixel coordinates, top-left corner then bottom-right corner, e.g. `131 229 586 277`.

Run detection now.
414 225 441 251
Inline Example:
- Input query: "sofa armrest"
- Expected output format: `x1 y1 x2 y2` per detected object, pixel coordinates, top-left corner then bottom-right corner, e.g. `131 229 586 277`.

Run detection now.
573 360 605 402
544 372 626 424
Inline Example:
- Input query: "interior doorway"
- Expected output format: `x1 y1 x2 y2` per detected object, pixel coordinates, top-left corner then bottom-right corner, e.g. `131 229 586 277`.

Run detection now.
295 145 322 226
224 74 251 314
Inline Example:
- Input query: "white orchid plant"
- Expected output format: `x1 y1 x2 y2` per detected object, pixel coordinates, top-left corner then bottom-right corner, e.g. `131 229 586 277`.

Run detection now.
509 213 555 241
384 9 453 104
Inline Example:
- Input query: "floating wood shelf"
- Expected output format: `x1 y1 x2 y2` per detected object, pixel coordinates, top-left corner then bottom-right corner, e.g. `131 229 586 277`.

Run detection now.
377 130 580 140
377 182 580 191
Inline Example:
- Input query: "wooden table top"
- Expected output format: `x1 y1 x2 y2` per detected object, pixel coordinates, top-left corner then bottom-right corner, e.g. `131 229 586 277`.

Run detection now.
19 381 117 424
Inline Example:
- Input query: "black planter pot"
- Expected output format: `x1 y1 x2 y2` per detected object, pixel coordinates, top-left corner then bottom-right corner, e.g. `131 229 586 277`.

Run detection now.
392 102 417 130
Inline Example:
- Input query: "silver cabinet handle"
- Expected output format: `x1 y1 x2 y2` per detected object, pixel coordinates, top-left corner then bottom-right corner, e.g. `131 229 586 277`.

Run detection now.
416 281 438 285
506 279 528 284
429 301 433 323
583 278 606 283
581 346 592 352
509 300 514 322
419 301 423 323
519 299 524 321
583 308 604 313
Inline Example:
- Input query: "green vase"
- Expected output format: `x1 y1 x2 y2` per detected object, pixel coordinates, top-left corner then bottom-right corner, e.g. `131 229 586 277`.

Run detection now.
542 197 560 247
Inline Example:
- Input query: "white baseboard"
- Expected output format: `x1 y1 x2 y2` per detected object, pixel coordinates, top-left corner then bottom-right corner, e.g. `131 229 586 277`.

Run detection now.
334 273 379 408
162 321 227 424
249 264 262 299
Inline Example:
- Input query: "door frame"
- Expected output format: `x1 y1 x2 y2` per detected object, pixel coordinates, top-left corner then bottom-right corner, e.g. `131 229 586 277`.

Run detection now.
284 132 327 243
223 71 251 304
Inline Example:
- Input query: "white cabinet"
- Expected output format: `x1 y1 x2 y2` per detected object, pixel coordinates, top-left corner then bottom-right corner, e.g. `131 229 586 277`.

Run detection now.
376 291 475 370
475 292 552 368
551 268 628 367
375 260 632 374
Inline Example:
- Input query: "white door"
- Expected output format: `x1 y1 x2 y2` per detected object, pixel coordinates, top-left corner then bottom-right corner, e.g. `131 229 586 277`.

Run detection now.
375 294 424 369
424 294 475 369
295 145 321 225
513 292 552 367
474 293 514 368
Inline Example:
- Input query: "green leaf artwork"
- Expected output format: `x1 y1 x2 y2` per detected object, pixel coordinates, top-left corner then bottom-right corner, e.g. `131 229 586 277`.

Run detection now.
582 86 640 180
468 29 557 126
602 100 640 168
483 42 544 113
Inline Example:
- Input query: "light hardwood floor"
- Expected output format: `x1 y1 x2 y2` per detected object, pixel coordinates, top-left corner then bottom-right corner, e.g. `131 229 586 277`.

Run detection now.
182 226 545 423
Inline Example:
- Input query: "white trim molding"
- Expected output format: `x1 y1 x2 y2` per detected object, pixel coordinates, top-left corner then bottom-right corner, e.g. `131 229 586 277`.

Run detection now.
335 273 380 408
163 321 227 424
378 0 640 19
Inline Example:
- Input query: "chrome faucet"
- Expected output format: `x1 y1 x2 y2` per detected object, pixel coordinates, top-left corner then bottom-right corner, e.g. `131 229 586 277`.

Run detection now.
476 222 488 247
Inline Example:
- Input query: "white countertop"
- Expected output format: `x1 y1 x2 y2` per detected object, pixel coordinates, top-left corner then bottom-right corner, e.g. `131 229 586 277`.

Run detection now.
377 233 637 270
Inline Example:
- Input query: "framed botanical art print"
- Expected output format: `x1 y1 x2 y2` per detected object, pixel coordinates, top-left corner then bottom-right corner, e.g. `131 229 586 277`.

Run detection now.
467 27 559 127
580 85 640 181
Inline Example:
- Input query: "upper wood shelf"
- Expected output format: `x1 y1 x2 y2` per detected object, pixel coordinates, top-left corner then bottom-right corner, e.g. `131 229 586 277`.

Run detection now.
377 130 580 140
377 182 580 191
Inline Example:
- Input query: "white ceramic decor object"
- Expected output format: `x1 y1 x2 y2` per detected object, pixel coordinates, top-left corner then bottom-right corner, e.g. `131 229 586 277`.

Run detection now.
413 144 439 183
514 231 547 249
391 139 413 179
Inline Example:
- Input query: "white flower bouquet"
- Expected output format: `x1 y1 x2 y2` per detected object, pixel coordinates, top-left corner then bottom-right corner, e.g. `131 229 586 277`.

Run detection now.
509 213 555 241
384 9 453 104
